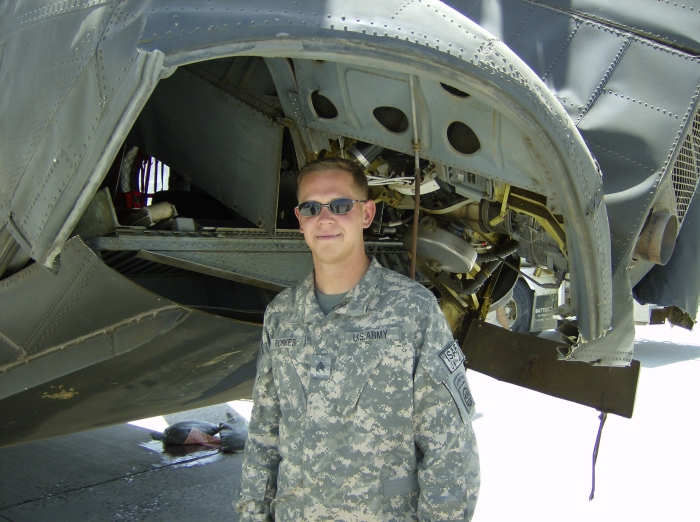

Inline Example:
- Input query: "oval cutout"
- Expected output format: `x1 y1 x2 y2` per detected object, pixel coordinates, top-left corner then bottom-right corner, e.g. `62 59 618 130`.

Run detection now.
447 121 480 154
373 106 409 133
311 90 338 119
441 83 470 98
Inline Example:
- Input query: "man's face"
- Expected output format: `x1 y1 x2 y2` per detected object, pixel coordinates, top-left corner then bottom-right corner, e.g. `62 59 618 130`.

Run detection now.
294 169 375 266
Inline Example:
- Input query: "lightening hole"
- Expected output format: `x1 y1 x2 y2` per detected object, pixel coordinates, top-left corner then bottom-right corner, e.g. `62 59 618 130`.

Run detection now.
441 83 470 98
310 90 338 119
373 106 409 133
447 121 480 154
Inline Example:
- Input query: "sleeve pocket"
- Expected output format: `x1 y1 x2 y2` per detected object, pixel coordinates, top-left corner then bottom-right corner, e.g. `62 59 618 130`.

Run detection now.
419 350 450 385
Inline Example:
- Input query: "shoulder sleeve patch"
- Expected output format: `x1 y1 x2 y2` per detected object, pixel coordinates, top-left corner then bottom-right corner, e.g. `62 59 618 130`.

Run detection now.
438 339 465 374
419 339 475 423
446 369 476 423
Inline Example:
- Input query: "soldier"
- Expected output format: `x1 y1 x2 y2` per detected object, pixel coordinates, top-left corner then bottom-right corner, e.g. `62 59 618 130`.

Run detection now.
235 158 480 521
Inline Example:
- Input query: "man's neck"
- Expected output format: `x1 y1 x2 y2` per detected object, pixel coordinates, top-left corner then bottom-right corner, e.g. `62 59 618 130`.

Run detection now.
313 251 371 294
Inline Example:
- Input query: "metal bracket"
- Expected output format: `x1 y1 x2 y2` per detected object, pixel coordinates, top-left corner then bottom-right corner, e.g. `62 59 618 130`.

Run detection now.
461 321 640 418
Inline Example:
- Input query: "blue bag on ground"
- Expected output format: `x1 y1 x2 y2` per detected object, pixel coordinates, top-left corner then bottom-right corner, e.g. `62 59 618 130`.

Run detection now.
219 410 249 452
150 420 222 445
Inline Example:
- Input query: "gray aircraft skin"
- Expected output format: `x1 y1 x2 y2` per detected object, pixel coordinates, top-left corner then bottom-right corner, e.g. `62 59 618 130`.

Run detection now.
0 0 698 447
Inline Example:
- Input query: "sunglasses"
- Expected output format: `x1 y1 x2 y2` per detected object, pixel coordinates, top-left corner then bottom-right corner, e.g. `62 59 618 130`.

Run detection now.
297 198 367 217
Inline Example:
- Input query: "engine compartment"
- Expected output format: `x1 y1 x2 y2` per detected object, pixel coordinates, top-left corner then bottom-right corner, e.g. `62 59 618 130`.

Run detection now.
91 56 572 339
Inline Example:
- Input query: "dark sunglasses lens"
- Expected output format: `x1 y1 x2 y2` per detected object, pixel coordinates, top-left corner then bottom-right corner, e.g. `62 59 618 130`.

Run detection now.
298 202 321 216
329 198 354 214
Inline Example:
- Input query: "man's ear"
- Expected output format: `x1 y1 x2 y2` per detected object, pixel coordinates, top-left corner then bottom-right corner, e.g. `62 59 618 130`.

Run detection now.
293 206 303 232
361 199 376 229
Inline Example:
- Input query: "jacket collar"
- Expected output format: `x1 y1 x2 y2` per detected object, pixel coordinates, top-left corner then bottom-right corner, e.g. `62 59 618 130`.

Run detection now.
301 256 383 322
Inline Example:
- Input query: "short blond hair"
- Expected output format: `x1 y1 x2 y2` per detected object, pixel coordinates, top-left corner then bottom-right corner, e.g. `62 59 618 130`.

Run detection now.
296 157 369 200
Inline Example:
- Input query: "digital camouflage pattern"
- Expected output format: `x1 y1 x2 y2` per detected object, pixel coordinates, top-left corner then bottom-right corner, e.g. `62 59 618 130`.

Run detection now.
236 258 480 521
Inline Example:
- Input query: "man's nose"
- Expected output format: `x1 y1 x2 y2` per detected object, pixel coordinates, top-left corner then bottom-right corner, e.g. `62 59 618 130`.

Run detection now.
318 205 336 221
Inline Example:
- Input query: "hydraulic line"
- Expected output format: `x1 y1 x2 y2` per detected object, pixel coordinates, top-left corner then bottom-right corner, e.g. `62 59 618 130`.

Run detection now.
374 216 414 227
478 233 560 289
409 74 421 280
476 239 520 263
462 260 502 295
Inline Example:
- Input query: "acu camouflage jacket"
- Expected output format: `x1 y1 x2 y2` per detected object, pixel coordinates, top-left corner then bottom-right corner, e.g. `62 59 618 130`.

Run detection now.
236 258 480 521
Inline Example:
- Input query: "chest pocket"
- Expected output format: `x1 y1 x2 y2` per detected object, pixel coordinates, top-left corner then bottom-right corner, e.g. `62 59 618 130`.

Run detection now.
330 327 400 416
269 335 307 419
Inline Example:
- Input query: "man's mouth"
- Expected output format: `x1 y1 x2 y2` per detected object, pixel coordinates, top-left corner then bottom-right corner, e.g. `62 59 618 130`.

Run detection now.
316 233 341 240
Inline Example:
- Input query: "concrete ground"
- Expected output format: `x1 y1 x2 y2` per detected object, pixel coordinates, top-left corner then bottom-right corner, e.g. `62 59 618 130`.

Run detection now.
0 405 244 522
1 324 698 521
470 323 700 522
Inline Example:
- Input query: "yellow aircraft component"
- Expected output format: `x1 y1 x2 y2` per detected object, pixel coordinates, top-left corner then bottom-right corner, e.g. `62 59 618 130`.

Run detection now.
372 187 403 207
440 300 464 333
507 193 568 256
489 184 511 227
489 184 568 257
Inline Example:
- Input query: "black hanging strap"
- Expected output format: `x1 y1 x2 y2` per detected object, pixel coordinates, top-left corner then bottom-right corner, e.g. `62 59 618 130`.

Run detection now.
589 411 608 501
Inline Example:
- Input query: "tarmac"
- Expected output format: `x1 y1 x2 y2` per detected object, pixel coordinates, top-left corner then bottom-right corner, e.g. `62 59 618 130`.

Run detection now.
0 404 245 522
2 325 699 522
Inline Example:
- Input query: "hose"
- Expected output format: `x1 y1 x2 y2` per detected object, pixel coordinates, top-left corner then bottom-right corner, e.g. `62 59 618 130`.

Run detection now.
477 233 560 289
476 239 519 263
373 215 414 227
462 260 502 295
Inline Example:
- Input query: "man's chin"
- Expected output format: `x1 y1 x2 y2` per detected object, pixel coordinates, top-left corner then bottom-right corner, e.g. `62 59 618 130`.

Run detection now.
311 244 347 265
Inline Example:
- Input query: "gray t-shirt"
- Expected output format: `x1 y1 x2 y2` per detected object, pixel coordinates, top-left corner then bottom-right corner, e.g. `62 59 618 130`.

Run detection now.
314 288 348 315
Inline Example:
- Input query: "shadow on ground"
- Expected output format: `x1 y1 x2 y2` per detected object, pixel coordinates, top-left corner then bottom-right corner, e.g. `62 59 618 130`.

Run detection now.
0 409 243 522
632 339 700 368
